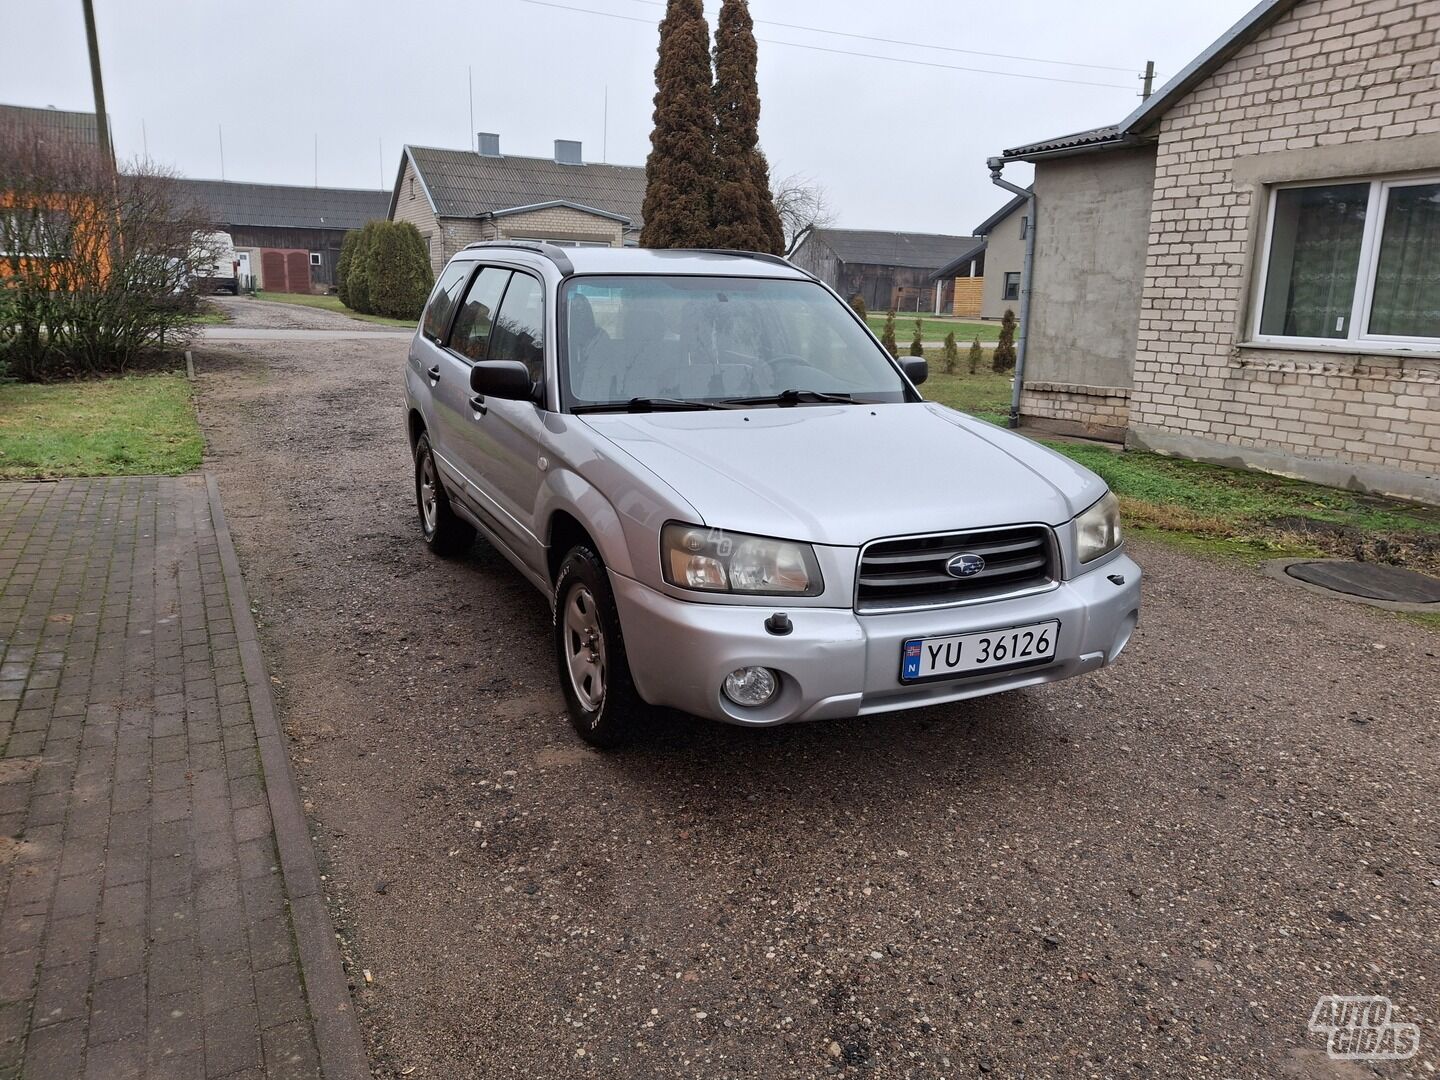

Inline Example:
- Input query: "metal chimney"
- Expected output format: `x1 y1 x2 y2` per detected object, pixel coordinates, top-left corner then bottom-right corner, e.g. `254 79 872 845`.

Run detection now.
554 139 583 166
477 132 500 157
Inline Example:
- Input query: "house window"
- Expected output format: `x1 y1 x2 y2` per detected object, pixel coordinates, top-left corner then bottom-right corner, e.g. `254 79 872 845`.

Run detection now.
1002 272 1021 302
309 252 322 266
1254 175 1440 348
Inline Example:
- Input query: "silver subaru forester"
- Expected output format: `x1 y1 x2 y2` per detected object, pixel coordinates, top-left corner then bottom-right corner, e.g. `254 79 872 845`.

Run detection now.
405 243 1141 747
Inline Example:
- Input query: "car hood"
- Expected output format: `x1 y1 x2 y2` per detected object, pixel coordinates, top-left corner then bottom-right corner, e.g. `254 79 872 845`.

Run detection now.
578 402 1107 547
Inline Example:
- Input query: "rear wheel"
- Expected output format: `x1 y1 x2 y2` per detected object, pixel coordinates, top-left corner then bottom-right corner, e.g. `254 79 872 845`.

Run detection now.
414 431 474 557
554 545 649 748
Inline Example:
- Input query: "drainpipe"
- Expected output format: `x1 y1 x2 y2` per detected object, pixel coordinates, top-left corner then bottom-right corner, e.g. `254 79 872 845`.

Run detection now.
986 156 1034 429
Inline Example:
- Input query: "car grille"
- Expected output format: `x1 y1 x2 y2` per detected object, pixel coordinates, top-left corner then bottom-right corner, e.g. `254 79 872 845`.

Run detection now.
855 525 1057 613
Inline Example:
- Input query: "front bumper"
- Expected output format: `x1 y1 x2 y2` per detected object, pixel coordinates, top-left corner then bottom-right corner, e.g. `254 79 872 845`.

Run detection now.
609 553 1142 726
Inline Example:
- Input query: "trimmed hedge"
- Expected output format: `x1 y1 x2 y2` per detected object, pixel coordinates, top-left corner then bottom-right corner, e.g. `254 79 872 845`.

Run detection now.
336 220 433 320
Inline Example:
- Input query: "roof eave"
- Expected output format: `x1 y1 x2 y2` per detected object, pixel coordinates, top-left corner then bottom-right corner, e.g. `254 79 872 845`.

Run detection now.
997 0 1299 164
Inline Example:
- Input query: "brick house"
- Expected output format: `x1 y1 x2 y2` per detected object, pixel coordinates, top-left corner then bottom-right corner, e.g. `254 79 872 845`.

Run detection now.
999 0 1440 504
389 134 645 276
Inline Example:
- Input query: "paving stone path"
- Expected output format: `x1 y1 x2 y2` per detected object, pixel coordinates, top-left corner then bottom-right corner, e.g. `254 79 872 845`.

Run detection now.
0 476 365 1080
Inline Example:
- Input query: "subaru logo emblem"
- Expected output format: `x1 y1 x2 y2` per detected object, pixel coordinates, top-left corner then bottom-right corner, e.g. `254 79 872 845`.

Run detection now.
946 553 986 578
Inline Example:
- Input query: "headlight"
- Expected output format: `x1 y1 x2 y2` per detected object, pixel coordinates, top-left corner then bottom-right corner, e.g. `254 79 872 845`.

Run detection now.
1075 491 1122 563
661 523 822 595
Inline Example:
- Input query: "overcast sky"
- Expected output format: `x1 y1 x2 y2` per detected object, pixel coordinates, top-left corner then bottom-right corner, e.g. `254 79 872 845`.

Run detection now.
2 0 1256 234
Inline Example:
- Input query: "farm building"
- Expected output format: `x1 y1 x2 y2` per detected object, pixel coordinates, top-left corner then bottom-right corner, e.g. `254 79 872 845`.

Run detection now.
173 179 390 293
789 228 983 315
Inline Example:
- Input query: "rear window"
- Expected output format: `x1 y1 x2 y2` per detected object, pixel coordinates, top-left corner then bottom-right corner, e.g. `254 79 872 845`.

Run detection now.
421 260 472 342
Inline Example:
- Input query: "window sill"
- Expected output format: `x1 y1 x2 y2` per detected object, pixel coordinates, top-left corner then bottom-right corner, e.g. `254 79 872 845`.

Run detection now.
1238 340 1440 364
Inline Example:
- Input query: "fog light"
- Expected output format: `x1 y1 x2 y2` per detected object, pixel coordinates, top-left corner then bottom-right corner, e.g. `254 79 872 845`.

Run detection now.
722 666 778 707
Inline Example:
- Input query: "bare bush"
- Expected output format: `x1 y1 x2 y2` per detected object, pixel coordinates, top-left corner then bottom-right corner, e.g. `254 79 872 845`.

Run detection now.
0 127 216 380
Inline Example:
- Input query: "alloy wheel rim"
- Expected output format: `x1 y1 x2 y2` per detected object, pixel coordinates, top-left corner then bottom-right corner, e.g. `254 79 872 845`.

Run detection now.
564 585 606 711
419 453 438 533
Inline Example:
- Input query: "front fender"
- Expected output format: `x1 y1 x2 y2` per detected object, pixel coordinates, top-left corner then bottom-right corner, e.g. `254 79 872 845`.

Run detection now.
540 469 638 580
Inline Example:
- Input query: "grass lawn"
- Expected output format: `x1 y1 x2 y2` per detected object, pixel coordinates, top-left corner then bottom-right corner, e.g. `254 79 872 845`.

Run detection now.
0 374 204 479
253 291 417 328
866 313 999 342
918 364 1440 575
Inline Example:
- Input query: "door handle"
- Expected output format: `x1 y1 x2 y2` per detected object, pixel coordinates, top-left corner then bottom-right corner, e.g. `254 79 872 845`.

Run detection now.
469 394 488 415
427 365 441 381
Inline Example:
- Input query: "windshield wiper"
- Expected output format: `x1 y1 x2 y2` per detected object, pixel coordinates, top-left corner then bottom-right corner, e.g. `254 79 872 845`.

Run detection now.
720 388 862 407
571 397 739 414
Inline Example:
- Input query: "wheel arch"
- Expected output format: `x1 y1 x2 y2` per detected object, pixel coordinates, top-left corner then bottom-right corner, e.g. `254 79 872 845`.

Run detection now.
407 408 426 452
541 472 638 584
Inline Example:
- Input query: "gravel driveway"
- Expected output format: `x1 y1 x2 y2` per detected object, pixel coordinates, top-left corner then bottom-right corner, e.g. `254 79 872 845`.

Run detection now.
192 328 1439 1080
209 293 408 333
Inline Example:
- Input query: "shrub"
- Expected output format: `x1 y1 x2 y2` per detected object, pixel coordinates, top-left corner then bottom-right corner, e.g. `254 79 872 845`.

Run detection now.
849 293 867 320
909 319 924 357
363 221 434 319
880 309 898 358
967 336 984 375
992 308 1017 373
336 229 360 308
941 331 959 374
345 221 380 314
0 129 210 380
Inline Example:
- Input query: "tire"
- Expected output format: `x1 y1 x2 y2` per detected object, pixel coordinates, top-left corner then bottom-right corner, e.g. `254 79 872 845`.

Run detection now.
553 545 649 748
414 431 474 557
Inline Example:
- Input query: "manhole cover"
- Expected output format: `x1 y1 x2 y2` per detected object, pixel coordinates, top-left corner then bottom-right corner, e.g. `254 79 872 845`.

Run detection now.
1285 560 1440 604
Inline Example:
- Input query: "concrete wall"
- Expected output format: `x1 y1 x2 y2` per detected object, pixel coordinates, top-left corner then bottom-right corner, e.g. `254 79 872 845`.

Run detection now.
1020 145 1156 440
979 209 1025 320
1131 0 1440 503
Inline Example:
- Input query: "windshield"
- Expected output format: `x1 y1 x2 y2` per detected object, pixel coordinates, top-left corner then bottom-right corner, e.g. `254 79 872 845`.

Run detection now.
560 275 912 410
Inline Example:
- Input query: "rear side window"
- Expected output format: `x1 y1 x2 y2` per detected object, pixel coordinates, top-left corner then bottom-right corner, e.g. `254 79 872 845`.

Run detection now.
422 261 471 342
448 267 511 361
488 273 545 382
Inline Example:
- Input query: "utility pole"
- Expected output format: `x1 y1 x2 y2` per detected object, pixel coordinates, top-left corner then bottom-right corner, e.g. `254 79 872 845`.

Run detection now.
314 133 318 187
218 125 226 179
603 84 609 163
468 66 475 150
81 0 114 168
1140 60 1155 99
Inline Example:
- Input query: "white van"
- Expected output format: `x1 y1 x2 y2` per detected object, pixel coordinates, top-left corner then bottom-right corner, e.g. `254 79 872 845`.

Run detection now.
193 230 240 295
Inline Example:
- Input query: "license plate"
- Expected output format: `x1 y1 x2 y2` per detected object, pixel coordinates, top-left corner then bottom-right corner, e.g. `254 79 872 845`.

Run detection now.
900 620 1060 683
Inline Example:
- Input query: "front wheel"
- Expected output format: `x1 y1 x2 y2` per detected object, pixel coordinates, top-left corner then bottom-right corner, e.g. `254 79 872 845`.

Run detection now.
553 545 649 748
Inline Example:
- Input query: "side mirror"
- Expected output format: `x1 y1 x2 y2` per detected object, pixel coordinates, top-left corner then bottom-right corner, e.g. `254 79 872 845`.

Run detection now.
469 360 533 401
901 356 928 386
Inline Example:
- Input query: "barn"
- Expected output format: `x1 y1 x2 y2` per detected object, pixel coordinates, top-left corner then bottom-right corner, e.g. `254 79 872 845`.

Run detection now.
172 179 390 293
788 228 982 315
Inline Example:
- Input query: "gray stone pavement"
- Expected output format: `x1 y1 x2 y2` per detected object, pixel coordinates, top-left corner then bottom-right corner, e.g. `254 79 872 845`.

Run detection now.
0 477 364 1080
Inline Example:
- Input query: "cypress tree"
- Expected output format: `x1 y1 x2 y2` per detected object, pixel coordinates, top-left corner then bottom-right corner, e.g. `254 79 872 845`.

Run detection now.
711 0 784 253
880 309 898 359
993 308 1018 373
942 330 960 374
967 336 984 375
909 319 924 357
641 0 715 248
848 293 867 320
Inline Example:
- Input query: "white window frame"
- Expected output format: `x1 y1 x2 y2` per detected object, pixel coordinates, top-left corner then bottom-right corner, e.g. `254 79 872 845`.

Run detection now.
1249 173 1440 354
309 251 322 266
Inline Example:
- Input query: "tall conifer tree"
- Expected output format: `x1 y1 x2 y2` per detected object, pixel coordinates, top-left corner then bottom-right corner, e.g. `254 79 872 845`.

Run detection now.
640 0 715 248
711 0 784 253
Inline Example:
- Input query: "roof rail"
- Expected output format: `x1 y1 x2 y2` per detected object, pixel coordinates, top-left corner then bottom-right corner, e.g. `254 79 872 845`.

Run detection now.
692 248 799 270
460 239 574 276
